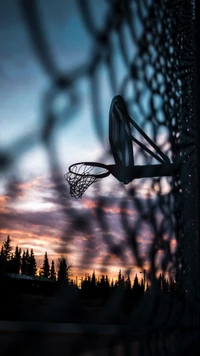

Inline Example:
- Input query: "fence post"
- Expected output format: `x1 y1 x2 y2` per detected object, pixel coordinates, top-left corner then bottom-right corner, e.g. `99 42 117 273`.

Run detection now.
195 0 200 349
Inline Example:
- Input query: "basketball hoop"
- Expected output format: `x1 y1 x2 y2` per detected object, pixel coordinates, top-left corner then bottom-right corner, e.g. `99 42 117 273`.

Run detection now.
64 162 110 198
64 95 180 198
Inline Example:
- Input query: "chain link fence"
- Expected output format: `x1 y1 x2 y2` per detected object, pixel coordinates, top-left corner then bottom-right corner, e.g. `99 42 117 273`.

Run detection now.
0 0 199 355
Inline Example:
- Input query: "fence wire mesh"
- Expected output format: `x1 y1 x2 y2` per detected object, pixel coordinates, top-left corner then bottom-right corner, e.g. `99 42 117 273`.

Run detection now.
0 0 199 355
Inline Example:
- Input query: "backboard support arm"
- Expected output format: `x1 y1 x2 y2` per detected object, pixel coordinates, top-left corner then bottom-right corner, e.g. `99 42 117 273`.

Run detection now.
108 162 179 184
128 116 170 163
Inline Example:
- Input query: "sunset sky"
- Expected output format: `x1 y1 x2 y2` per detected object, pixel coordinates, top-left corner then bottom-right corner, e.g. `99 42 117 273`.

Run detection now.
0 1 175 279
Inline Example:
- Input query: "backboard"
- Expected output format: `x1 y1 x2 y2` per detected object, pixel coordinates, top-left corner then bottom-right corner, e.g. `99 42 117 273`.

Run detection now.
109 95 134 183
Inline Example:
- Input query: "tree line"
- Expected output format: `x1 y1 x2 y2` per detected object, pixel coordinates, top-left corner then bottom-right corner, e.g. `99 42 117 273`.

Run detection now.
79 268 176 300
0 235 176 298
0 235 71 282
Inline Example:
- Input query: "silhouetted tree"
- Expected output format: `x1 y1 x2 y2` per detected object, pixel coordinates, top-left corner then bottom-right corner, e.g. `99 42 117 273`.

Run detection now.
8 246 21 274
80 276 83 288
97 274 110 299
14 246 21 274
125 271 131 290
111 278 114 289
117 269 125 287
27 249 37 276
145 282 151 294
133 274 142 303
133 274 139 290
41 251 50 278
21 249 31 275
21 250 27 275
105 275 110 294
0 236 14 274
91 271 96 286
50 260 56 281
118 269 122 284
25 249 29 274
2 235 12 261
141 278 144 293
57 256 72 283
90 270 97 297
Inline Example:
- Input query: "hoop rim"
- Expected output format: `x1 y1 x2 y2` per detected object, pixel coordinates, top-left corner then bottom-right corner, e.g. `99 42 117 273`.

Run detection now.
67 162 111 178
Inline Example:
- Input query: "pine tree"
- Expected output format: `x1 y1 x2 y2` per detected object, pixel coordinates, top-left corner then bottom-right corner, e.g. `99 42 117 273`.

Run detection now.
121 274 125 287
8 247 21 274
21 251 27 275
25 249 30 275
3 235 12 261
57 256 71 283
105 275 110 292
133 274 142 302
126 271 131 290
141 278 144 293
13 246 21 274
41 251 50 278
101 275 105 284
28 249 37 276
145 282 151 294
25 249 29 275
118 269 122 284
91 271 96 286
111 278 114 289
50 260 56 281
133 274 139 290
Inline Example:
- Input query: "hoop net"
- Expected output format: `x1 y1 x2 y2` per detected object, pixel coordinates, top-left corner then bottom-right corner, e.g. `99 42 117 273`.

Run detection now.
64 163 110 198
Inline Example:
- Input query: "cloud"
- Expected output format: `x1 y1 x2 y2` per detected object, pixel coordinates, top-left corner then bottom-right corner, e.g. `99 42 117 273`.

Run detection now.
82 198 137 216
4 178 24 200
0 172 175 277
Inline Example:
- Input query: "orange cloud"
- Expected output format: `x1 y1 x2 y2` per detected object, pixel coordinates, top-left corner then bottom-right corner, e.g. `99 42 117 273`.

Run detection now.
0 172 175 279
0 195 10 213
82 198 137 216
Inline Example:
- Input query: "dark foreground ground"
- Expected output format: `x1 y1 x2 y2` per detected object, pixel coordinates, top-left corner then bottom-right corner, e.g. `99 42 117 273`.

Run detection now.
0 287 199 355
0 320 198 356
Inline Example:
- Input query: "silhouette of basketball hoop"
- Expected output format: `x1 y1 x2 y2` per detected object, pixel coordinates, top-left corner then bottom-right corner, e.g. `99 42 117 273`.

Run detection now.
65 96 179 198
